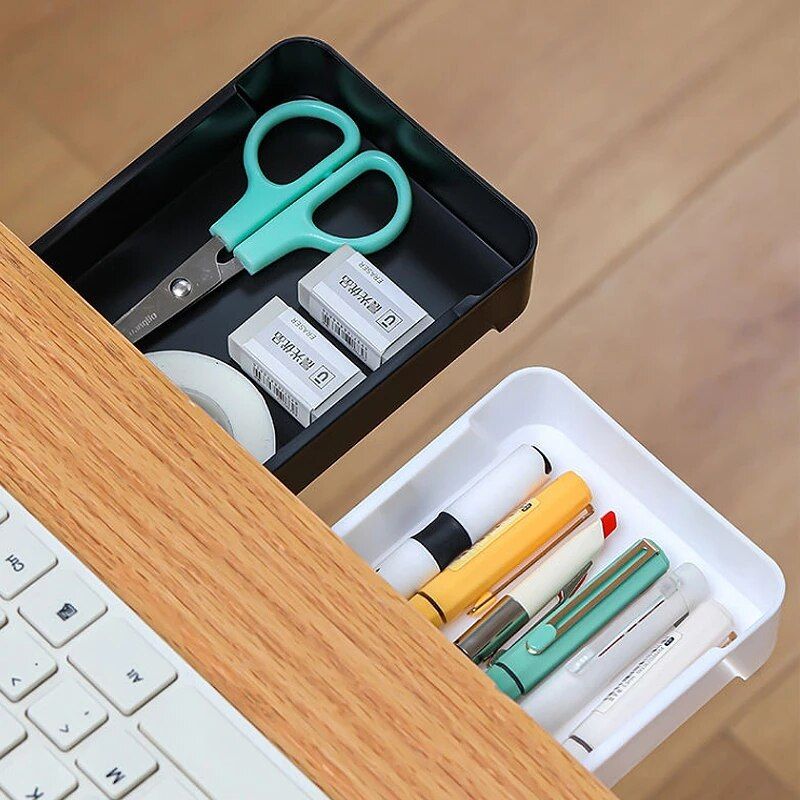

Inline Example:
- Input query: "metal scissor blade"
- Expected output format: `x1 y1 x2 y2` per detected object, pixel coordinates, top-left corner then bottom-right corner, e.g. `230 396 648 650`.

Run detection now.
113 237 244 344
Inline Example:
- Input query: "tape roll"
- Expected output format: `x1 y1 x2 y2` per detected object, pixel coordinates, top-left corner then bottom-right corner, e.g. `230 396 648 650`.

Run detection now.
146 350 276 463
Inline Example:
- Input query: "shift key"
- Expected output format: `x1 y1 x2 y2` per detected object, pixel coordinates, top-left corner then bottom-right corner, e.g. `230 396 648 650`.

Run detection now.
138 686 313 799
68 618 176 714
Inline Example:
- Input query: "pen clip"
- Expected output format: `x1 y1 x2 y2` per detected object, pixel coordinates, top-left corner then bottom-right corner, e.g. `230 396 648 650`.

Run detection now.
522 563 592 632
468 505 594 616
524 540 660 655
483 566 592 667
525 560 591 627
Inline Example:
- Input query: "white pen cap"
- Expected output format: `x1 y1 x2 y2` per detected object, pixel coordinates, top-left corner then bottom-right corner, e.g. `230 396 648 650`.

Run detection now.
376 444 550 597
563 599 734 759
511 512 616 614
376 538 440 598
525 562 710 733
447 445 550 542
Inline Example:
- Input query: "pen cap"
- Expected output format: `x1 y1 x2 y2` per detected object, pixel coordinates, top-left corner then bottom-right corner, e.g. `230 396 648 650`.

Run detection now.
376 537 441 598
564 600 734 759
446 445 551 542
665 563 709 610
487 539 670 698
410 471 592 627
523 562 709 732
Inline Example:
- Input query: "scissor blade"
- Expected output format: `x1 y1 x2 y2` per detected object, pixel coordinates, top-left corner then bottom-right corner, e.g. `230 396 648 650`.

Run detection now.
114 238 244 344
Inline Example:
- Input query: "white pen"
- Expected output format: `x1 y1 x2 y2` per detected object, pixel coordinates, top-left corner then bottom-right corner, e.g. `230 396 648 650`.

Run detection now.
376 444 551 597
522 563 709 731
455 511 617 663
563 599 735 759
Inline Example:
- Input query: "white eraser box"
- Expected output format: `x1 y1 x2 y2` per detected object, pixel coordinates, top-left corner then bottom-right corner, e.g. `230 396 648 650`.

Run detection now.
229 298 365 426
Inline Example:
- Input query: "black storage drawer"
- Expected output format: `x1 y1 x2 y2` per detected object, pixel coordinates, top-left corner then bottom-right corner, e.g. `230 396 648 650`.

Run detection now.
33 37 537 493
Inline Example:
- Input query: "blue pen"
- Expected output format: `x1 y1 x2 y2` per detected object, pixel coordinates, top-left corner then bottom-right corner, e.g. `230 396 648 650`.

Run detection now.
486 539 669 700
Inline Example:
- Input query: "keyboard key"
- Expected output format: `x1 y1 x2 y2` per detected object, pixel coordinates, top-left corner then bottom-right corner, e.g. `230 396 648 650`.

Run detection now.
0 743 77 800
0 503 7 524
0 630 57 701
0 707 25 758
0 525 56 600
20 570 107 647
0 609 6 630
27 681 107 751
139 686 311 799
68 620 176 715
142 778 197 799
76 729 157 799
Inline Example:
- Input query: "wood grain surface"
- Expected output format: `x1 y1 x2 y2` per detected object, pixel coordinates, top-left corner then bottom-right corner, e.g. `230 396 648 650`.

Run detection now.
0 2 797 798
0 225 612 799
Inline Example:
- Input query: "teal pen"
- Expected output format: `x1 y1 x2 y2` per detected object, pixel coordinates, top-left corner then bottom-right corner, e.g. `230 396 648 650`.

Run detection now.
486 539 669 700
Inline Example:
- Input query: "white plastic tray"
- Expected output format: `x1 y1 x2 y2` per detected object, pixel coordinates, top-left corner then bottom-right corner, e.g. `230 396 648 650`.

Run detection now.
333 367 785 786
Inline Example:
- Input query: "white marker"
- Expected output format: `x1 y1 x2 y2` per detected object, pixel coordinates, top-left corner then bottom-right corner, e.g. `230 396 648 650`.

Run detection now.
455 511 618 663
522 563 709 731
563 600 734 759
376 445 551 597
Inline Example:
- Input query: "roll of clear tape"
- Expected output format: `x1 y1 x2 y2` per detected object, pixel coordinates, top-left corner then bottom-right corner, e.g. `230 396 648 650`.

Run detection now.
146 350 276 463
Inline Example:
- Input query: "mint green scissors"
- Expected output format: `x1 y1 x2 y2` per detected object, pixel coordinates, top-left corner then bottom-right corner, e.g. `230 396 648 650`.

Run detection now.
115 99 412 344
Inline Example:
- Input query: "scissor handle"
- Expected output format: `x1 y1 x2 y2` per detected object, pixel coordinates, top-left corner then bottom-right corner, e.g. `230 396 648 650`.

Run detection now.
209 100 361 250
233 151 412 274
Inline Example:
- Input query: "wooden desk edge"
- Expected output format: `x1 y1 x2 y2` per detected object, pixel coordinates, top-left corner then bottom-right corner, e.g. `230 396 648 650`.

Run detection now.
0 224 613 800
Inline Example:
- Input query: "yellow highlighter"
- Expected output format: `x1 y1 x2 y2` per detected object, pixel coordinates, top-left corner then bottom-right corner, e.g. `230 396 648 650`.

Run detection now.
408 471 592 627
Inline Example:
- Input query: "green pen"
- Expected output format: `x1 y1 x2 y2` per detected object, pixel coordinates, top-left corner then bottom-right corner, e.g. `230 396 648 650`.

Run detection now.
486 539 669 700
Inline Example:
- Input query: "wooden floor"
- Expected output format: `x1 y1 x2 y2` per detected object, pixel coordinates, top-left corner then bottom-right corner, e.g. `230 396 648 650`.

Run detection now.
0 1 797 797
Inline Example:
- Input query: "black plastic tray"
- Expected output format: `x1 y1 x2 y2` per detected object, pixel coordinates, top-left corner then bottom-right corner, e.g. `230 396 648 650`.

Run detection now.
33 37 537 493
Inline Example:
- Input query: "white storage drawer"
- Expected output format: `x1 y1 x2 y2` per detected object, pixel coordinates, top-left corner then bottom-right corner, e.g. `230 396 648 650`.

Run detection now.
333 367 785 786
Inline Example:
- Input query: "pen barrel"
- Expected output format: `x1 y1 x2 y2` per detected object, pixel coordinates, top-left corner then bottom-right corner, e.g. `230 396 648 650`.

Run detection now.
511 519 605 613
456 518 608 663
377 445 550 598
409 471 592 627
524 563 708 732
487 540 670 699
456 597 530 663
563 600 733 757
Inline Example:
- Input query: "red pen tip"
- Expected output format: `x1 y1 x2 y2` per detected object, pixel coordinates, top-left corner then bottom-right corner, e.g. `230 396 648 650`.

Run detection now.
601 511 617 538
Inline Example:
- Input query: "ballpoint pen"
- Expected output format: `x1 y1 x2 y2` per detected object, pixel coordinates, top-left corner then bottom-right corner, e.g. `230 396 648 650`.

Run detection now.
408 471 592 627
377 445 551 597
455 511 618 663
523 562 708 731
486 539 670 700
563 599 735 758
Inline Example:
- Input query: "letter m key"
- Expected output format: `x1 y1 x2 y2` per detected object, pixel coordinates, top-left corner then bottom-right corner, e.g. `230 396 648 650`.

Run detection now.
106 766 126 785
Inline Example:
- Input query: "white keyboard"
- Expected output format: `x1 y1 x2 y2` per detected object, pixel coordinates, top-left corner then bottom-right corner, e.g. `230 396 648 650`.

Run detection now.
0 488 327 800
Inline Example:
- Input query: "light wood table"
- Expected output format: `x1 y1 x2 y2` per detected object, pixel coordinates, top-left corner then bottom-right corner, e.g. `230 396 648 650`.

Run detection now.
0 223 613 799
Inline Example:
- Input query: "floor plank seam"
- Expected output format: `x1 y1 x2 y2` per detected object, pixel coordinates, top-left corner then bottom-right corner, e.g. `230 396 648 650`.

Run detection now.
522 104 800 346
535 0 792 210
347 0 431 59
